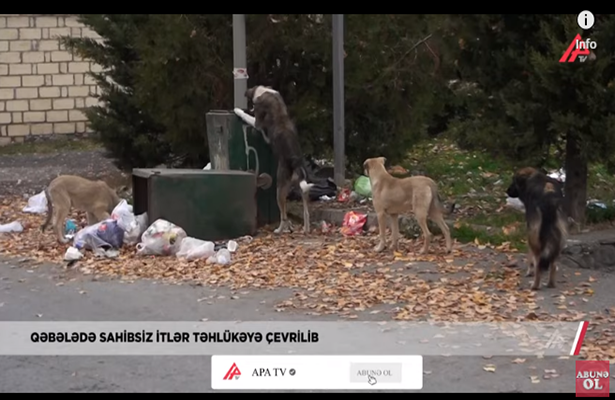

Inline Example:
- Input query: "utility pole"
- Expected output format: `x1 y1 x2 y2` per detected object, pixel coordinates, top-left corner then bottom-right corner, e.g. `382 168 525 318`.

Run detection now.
332 14 345 187
232 14 248 109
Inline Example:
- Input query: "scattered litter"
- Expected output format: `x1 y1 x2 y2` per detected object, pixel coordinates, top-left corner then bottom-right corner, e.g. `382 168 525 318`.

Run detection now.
22 190 48 214
203 163 212 170
176 237 215 260
0 221 24 233
547 168 565 182
136 219 187 256
319 195 335 201
207 248 232 265
354 175 372 198
93 248 120 259
111 200 142 245
321 220 332 234
505 197 525 212
227 240 238 252
340 211 367 236
63 246 83 261
587 199 607 209
64 219 78 240
73 219 125 252
337 188 351 202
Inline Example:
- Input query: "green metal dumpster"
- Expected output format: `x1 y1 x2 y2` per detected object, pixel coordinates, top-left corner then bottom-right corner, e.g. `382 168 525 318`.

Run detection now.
132 168 257 241
206 110 279 227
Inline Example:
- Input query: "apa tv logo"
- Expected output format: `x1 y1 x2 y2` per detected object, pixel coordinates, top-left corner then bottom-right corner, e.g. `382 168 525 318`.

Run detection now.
560 34 597 63
223 363 241 380
575 360 610 397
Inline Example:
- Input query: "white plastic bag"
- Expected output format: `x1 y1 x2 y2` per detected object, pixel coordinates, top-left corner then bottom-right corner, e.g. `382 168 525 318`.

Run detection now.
0 221 23 233
176 237 215 260
111 200 143 245
136 219 187 256
505 197 525 212
22 191 47 214
135 212 149 236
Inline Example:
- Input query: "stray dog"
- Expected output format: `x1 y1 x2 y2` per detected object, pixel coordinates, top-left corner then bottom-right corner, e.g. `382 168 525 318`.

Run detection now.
41 175 125 244
234 86 314 234
506 167 567 290
363 157 453 255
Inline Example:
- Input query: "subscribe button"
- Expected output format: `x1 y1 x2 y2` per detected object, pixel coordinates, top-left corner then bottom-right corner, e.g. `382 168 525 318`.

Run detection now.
211 356 423 390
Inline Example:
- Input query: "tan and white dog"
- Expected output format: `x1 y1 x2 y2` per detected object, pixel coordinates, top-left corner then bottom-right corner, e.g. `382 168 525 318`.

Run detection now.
363 157 453 254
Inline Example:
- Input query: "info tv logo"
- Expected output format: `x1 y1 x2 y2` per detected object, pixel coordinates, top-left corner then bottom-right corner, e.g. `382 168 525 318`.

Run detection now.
560 34 596 63
575 360 610 397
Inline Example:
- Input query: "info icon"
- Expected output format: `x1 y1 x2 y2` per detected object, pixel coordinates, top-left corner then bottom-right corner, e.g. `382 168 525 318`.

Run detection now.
575 360 610 397
577 11 595 30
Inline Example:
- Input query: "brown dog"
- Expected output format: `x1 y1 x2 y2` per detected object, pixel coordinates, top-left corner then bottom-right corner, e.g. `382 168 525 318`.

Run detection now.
41 175 125 244
363 157 453 255
506 167 567 290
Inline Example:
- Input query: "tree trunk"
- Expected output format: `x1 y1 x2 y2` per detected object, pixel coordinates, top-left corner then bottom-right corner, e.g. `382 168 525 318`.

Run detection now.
563 133 588 231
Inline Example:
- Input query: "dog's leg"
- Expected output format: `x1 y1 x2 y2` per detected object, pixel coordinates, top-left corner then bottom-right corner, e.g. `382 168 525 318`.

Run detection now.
301 191 311 234
53 204 70 244
374 211 388 253
233 108 256 128
526 250 535 277
389 214 400 252
547 262 557 288
530 261 541 290
430 211 452 254
415 209 432 255
274 175 293 234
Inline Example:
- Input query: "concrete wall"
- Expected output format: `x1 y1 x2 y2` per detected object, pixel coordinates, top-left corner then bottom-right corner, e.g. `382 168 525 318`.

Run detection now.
0 14 102 144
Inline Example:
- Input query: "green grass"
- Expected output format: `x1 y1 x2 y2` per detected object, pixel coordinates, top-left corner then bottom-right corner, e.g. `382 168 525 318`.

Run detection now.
0 137 102 155
402 136 615 249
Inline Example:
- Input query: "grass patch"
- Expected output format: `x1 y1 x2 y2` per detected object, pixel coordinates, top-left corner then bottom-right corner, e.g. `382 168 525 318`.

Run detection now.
0 137 102 155
402 136 615 247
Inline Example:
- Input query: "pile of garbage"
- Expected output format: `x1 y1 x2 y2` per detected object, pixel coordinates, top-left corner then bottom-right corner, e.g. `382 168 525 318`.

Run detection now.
8 190 242 265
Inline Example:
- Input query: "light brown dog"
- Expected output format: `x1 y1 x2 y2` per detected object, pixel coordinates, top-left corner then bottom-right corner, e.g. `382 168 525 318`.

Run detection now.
363 157 453 255
41 175 126 244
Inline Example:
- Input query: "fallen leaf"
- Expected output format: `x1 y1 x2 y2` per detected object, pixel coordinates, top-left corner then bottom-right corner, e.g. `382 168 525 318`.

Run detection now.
512 358 526 364
530 376 540 384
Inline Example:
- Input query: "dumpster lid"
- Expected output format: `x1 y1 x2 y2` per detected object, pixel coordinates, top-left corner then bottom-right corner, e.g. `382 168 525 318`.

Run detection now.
132 168 255 178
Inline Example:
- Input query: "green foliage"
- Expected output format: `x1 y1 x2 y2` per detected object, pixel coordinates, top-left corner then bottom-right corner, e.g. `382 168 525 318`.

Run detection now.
61 15 170 169
64 14 450 172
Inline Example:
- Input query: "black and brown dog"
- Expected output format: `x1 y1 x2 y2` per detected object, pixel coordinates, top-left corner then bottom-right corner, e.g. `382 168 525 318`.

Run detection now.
234 86 315 234
506 167 567 290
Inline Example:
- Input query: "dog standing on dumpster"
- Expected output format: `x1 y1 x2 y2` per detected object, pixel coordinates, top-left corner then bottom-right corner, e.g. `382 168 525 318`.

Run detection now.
363 157 453 255
234 86 315 234
506 167 567 290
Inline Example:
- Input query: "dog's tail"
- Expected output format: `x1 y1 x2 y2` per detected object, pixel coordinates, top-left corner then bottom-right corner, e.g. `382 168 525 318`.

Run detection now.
41 187 53 232
536 195 567 271
296 165 316 194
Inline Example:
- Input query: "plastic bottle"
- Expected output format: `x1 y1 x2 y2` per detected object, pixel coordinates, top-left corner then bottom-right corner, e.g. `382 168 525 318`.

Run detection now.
216 248 231 265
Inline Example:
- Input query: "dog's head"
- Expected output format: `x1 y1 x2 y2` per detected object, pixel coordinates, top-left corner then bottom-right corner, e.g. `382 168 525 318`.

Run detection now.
245 85 277 103
506 167 538 198
363 157 387 177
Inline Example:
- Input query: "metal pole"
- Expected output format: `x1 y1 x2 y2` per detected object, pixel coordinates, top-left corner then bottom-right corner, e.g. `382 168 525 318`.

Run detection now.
332 14 345 187
232 14 248 109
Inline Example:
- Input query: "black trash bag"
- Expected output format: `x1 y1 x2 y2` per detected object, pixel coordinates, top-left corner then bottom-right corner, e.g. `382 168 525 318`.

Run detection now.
287 157 338 202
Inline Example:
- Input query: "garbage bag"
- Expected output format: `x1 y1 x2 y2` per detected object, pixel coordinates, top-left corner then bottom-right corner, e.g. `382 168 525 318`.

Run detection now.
340 211 367 236
22 191 47 214
0 221 23 233
287 156 337 201
111 200 142 245
136 219 187 256
176 237 215 260
73 219 124 250
354 175 372 198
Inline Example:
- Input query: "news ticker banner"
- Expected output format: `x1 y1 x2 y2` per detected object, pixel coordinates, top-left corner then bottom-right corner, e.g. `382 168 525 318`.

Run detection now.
0 321 589 356
211 355 423 390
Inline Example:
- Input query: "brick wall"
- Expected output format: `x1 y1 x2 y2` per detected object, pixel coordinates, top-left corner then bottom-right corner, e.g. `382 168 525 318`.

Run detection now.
0 14 102 144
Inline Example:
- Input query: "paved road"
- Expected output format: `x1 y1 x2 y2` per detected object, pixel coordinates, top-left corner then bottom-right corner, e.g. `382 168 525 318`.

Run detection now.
0 256 613 393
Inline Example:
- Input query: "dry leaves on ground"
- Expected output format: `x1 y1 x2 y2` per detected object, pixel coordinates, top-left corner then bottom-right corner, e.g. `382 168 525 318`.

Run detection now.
1 196 614 361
